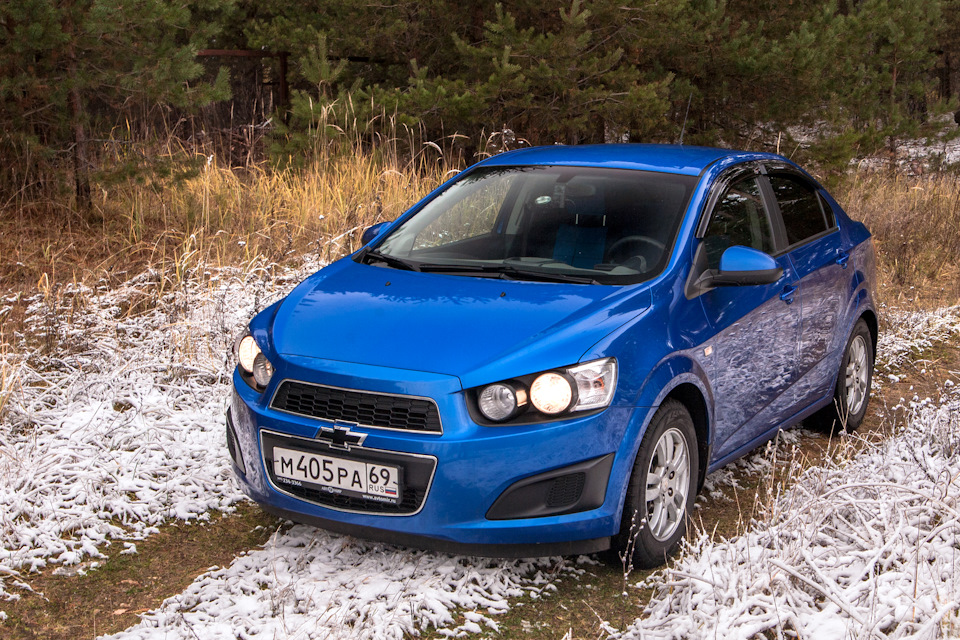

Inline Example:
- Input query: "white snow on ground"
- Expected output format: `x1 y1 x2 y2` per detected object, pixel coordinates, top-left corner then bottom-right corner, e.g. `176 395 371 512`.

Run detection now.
854 127 960 174
99 529 567 640
783 118 960 173
2 259 960 639
876 305 960 373
627 387 960 640
0 257 314 600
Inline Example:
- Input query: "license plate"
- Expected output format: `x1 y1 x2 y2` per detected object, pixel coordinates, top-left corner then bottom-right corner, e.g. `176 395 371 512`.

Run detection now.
272 446 402 505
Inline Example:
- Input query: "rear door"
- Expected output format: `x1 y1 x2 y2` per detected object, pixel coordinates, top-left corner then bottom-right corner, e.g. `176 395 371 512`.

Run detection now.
762 170 848 408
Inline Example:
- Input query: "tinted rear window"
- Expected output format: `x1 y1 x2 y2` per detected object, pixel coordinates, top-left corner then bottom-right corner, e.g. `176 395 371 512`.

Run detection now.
769 174 831 246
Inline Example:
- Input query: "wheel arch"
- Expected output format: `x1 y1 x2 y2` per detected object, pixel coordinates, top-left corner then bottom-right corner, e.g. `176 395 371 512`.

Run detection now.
860 308 878 360
631 357 714 496
614 355 715 525
663 383 710 492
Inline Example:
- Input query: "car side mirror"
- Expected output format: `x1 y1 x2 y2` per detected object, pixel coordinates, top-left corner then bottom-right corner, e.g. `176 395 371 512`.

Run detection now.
702 245 783 287
361 221 392 246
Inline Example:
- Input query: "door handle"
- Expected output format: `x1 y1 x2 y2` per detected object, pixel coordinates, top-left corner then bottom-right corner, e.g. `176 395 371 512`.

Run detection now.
836 252 850 269
780 285 797 304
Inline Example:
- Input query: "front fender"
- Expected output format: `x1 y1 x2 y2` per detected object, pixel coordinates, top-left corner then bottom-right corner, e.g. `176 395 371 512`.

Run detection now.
604 353 715 522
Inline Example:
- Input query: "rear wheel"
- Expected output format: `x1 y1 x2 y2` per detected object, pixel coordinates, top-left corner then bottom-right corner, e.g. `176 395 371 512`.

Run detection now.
611 399 698 569
813 318 874 432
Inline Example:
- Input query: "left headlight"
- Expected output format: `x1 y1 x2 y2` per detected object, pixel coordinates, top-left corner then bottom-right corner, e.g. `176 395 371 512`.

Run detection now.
234 332 275 390
472 358 617 424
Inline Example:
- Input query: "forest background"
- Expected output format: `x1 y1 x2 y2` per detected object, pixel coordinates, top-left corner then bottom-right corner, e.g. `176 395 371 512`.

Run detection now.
2 0 960 287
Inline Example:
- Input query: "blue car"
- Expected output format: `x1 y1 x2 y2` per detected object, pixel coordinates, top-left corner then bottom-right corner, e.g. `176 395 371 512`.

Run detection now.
227 144 876 567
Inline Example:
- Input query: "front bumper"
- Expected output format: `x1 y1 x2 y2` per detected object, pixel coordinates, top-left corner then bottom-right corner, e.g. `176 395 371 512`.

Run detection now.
227 360 634 555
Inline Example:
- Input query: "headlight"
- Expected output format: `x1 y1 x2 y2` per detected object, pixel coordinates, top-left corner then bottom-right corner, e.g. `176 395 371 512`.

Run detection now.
253 353 275 388
473 358 617 424
568 358 617 411
234 332 275 390
478 382 527 422
236 334 260 374
530 372 575 414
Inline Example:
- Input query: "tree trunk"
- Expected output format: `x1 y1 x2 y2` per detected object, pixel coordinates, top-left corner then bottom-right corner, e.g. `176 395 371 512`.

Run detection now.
67 50 91 209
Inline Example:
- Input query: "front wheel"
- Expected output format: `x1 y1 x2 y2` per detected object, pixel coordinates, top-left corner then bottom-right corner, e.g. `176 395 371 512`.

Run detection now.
611 399 699 569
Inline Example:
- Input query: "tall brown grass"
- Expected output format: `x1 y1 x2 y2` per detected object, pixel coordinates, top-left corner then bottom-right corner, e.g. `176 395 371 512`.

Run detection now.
1 127 958 306
106 151 458 269
0 139 462 291
838 172 960 306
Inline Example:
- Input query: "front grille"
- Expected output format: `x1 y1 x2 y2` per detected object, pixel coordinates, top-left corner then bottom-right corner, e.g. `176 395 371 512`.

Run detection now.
271 380 442 433
261 430 436 515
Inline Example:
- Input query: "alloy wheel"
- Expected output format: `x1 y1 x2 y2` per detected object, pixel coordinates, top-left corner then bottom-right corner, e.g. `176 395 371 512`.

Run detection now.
644 427 690 541
844 334 869 417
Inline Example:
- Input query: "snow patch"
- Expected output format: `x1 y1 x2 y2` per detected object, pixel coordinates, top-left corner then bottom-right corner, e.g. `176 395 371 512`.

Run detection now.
626 387 960 639
0 258 316 600
100 527 567 640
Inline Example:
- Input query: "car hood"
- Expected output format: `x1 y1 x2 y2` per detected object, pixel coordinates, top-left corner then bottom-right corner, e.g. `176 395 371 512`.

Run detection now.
268 259 651 388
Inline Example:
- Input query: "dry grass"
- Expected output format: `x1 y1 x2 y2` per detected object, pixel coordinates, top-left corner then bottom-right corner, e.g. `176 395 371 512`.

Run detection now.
0 337 11 423
0 135 461 292
2 145 957 300
838 171 960 306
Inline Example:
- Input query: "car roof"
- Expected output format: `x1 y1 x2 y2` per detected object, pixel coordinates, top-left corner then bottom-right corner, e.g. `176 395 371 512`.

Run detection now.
478 144 783 176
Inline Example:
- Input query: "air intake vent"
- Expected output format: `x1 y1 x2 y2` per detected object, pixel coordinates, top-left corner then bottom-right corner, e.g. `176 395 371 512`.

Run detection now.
545 473 586 508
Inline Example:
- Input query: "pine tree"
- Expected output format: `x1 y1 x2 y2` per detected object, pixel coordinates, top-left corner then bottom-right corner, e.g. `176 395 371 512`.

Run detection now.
0 0 231 207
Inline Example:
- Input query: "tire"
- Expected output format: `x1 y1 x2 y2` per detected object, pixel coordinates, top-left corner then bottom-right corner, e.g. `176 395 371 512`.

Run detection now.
610 399 699 569
813 318 874 433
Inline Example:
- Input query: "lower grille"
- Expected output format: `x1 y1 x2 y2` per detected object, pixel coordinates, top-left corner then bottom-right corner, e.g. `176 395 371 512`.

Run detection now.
271 380 442 433
261 430 436 515
546 473 585 508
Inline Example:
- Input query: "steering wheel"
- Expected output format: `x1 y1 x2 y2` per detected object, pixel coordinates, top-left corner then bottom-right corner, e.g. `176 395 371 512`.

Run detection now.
605 235 665 270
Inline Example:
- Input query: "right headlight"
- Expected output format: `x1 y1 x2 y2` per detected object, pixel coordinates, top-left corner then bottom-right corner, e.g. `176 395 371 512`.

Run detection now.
234 331 275 390
236 334 260 373
473 358 617 424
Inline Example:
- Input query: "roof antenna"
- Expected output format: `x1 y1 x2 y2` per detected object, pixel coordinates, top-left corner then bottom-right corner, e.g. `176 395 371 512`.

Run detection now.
678 91 693 145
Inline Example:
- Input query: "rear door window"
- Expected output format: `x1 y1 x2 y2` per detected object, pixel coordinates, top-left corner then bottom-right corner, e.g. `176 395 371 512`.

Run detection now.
768 174 833 246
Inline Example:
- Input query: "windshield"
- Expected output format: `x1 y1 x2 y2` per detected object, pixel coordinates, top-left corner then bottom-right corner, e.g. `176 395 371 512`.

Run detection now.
361 165 698 285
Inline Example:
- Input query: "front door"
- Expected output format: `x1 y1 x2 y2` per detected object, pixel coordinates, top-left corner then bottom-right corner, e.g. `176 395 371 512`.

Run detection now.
696 172 802 462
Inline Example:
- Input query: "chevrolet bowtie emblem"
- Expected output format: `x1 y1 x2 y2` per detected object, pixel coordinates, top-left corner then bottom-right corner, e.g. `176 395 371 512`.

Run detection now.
316 423 367 451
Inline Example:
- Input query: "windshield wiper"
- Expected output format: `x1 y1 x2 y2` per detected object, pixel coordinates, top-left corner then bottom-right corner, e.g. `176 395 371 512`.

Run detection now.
416 263 487 273
360 252 598 284
416 261 597 283
489 264 600 284
360 249 421 272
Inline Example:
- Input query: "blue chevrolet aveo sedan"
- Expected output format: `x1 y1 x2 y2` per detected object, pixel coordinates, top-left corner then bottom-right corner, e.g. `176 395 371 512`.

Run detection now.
226 144 876 567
